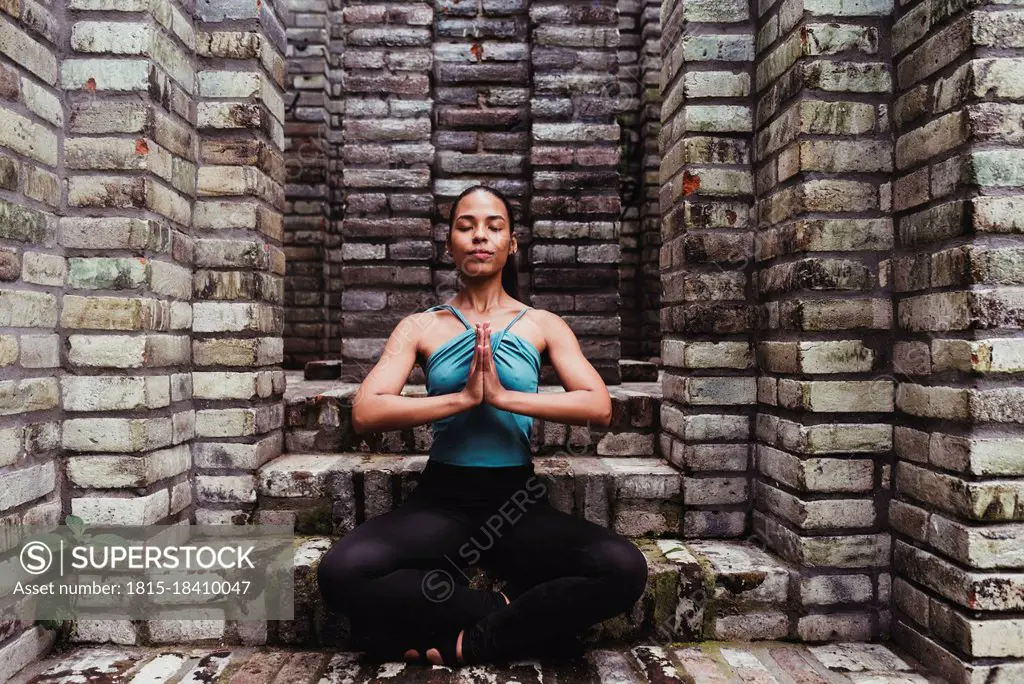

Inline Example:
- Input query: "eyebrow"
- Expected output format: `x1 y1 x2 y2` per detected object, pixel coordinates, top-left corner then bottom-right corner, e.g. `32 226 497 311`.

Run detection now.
456 214 505 221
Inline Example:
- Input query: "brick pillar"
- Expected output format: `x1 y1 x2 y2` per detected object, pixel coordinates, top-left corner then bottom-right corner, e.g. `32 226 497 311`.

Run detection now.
0 0 63 665
638 0 662 362
325 1 344 364
193 1 288 523
617 0 644 361
61 1 196 526
752 0 894 641
282 0 331 368
889 4 1024 681
336 1 434 382
658 0 757 539
433 0 530 306
530 0 622 386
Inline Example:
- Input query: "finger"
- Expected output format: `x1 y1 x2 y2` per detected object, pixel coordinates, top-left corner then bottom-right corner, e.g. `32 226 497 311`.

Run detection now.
481 324 489 369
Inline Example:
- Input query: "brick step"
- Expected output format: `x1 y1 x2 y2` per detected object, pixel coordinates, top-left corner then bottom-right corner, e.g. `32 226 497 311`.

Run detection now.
10 640 943 683
55 537 808 650
619 359 659 382
256 453 686 537
283 371 661 457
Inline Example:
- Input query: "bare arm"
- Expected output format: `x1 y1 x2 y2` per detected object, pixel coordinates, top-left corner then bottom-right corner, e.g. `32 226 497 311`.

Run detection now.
490 311 612 428
350 313 475 434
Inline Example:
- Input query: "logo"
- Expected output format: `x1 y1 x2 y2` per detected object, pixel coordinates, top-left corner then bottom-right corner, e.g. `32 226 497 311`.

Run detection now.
20 541 54 575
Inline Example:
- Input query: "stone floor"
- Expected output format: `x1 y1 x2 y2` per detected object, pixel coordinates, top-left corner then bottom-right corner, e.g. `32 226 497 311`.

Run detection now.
12 641 946 683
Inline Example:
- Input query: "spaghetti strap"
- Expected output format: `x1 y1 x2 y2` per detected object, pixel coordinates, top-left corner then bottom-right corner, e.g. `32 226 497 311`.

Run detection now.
502 307 530 333
430 303 530 347
494 307 531 349
431 303 472 331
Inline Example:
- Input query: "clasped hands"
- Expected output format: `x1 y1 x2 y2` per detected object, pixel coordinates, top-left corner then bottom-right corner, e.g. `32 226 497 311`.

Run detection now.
461 321 510 409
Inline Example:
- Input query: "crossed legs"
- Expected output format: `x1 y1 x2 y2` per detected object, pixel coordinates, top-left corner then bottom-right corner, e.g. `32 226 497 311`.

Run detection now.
454 497 649 664
316 492 649 665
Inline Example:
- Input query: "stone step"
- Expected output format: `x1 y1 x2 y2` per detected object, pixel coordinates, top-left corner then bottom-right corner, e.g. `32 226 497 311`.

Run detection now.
11 639 944 683
54 536 803 650
656 539 799 642
619 359 659 382
256 453 684 537
283 371 661 457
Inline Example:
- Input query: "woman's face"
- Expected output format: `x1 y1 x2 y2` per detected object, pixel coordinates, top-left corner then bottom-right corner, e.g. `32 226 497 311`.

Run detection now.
448 189 515 277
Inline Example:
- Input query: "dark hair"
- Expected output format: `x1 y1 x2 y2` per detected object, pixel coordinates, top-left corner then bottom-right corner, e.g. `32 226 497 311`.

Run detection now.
447 184 519 300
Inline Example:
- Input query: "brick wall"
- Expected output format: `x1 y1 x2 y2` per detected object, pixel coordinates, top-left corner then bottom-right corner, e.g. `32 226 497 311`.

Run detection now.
659 0 1024 675
432 0 531 332
284 1 638 380
0 0 287 660
282 0 331 368
530 0 624 385
616 0 663 363
637 0 662 362
889 2 1024 682
0 0 63 670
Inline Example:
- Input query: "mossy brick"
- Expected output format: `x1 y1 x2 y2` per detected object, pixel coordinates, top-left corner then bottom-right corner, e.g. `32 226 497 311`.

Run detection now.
0 377 59 416
0 290 57 327
805 24 878 55
969 149 1024 187
0 248 20 281
65 445 190 489
66 256 147 289
0 197 52 244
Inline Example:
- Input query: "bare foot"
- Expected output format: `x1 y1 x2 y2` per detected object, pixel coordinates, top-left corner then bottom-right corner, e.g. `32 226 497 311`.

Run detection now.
425 629 464 666
403 648 421 662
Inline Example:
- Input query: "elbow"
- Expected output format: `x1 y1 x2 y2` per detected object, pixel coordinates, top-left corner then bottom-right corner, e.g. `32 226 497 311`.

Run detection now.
350 405 369 435
596 402 612 428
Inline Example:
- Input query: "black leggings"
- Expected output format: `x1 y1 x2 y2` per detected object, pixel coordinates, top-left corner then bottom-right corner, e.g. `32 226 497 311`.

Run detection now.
316 459 649 663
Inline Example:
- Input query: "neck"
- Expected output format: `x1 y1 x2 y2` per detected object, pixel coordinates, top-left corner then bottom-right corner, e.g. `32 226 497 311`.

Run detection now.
455 277 508 314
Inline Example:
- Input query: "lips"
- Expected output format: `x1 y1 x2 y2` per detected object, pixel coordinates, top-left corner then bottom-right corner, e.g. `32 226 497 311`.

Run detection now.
468 251 493 258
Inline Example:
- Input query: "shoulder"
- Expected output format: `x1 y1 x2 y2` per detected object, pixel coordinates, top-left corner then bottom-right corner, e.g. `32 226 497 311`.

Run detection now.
523 307 573 341
526 307 564 326
388 309 436 344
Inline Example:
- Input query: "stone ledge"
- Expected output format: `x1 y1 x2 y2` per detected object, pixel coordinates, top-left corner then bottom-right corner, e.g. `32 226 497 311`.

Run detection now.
282 374 662 456
256 453 684 536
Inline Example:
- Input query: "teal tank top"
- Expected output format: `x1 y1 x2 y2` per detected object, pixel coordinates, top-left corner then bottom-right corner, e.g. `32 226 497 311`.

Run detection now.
421 303 541 467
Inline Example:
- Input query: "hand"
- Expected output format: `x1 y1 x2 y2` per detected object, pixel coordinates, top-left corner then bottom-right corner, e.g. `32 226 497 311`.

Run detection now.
480 322 508 406
461 322 485 407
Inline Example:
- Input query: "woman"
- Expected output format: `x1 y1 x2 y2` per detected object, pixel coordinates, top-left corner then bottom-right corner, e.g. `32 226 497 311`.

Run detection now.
316 185 649 666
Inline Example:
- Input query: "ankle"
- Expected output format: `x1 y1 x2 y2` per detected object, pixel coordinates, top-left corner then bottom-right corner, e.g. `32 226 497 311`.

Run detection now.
500 591 510 605
459 626 482 665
